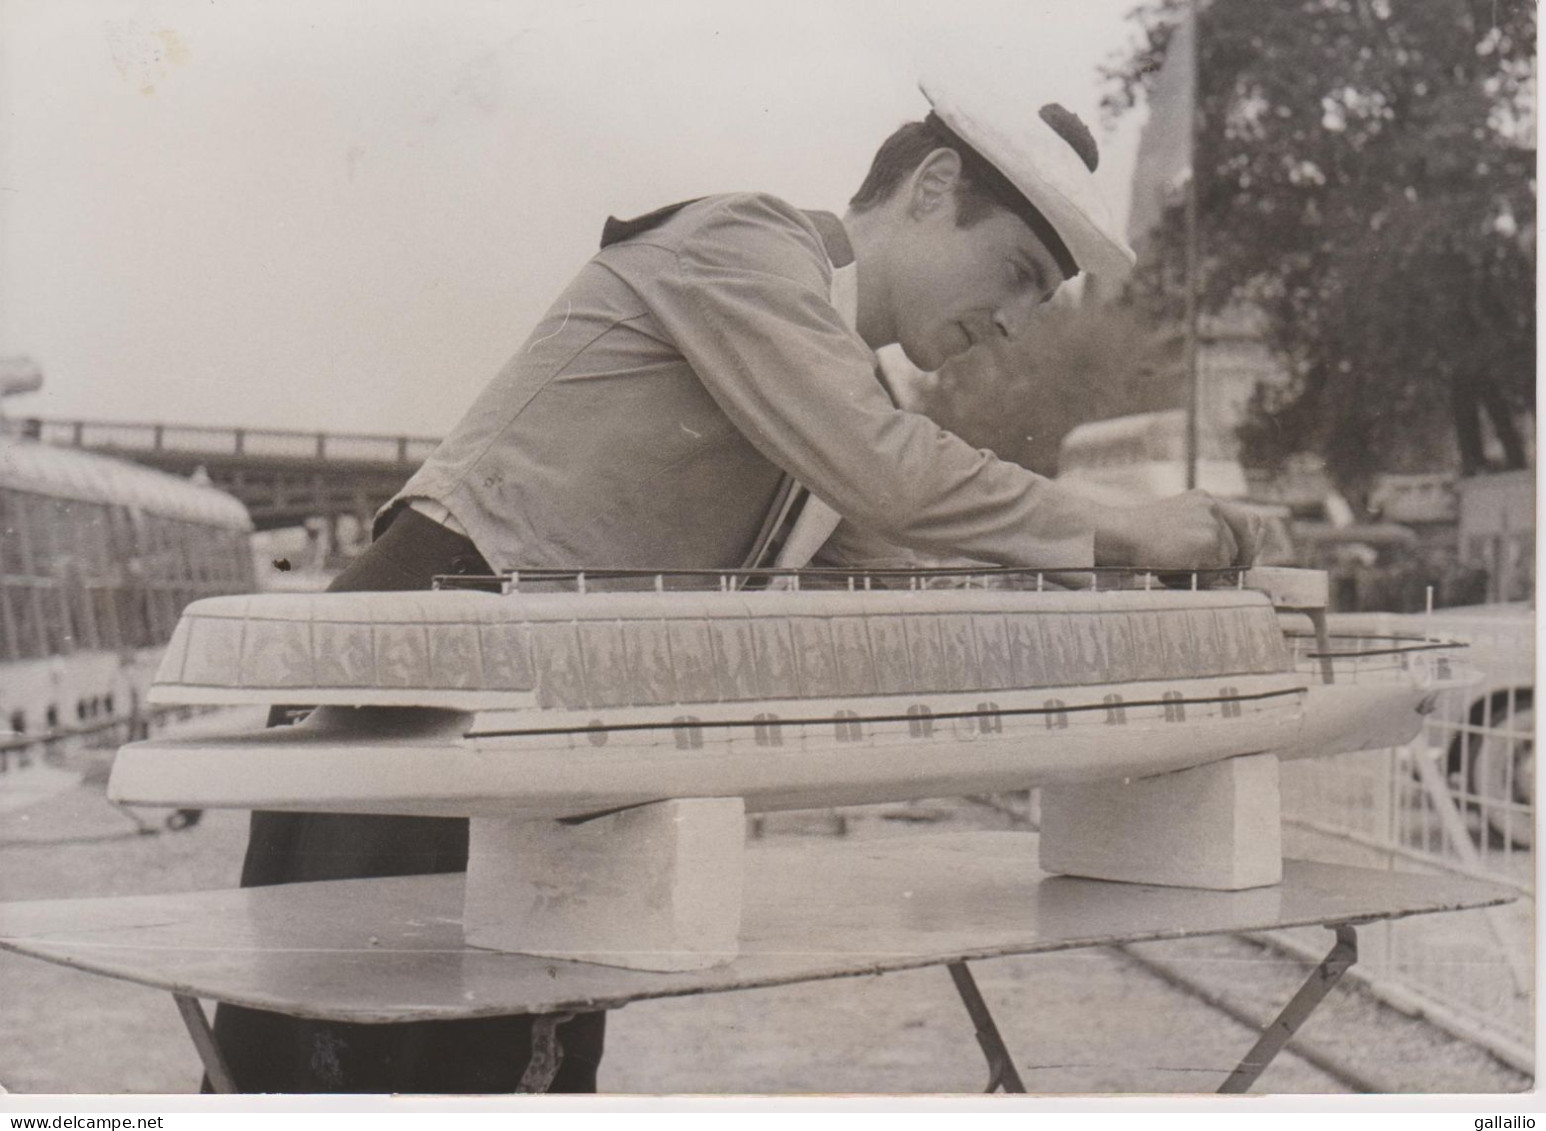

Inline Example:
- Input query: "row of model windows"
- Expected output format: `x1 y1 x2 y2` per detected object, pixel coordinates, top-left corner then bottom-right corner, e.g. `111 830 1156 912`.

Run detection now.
650 692 1239 750
0 489 254 661
5 694 121 748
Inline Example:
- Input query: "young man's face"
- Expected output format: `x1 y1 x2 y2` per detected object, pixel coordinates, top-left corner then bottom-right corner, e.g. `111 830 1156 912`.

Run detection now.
890 195 1067 372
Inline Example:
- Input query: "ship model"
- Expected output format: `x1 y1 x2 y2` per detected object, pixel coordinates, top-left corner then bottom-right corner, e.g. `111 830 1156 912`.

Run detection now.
109 565 1468 970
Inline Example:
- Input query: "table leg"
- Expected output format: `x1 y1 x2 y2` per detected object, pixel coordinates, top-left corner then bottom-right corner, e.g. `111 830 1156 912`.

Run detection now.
172 994 236 1094
516 1012 576 1094
1216 924 1358 1094
947 961 1026 1093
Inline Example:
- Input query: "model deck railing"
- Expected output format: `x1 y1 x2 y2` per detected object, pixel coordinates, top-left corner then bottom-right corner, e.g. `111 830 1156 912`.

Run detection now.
425 567 1466 698
433 564 1258 594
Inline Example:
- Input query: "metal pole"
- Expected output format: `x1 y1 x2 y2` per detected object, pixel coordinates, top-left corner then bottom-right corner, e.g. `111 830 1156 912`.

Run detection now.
516 1012 575 1093
947 961 1027 1093
1216 925 1358 1093
173 994 237 1094
1184 0 1201 491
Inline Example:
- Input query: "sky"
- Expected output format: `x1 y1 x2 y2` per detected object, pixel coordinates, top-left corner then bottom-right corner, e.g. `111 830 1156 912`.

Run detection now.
0 0 1153 436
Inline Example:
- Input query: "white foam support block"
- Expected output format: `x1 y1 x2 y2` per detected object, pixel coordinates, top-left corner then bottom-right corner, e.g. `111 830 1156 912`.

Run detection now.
1038 752 1282 890
463 797 746 972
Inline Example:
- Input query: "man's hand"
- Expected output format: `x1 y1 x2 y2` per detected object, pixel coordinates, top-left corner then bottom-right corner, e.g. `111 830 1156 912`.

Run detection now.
1090 490 1264 570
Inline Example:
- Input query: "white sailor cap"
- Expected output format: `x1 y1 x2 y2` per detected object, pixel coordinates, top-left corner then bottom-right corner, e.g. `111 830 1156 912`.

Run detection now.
920 70 1136 282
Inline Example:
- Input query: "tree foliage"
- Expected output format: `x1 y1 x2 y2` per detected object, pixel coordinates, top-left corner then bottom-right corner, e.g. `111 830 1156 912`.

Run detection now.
1106 0 1535 505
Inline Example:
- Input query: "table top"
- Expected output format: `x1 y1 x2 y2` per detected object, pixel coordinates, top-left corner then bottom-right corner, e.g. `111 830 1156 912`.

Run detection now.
0 830 1515 1023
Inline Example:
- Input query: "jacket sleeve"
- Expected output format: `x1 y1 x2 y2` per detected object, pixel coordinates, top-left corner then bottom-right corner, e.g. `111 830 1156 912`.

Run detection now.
628 194 1096 568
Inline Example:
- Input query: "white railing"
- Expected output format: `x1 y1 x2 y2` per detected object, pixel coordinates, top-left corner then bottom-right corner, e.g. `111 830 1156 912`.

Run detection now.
1277 606 1535 1069
4 416 440 466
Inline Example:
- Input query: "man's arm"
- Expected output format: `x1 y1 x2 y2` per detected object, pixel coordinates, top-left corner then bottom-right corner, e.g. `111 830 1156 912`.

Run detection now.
625 195 1091 566
1089 491 1263 569
628 194 1251 570
818 492 1261 573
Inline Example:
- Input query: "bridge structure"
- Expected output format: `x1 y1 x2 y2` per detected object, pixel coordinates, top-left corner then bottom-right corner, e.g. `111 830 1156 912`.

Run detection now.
7 417 441 533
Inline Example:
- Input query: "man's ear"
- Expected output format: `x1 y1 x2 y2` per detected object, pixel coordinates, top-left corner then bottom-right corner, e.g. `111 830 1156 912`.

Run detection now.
908 147 964 220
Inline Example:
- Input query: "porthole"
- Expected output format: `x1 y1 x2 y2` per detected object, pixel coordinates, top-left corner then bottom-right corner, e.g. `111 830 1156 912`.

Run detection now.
906 704 934 738
1103 694 1126 726
672 716 704 750
753 713 783 747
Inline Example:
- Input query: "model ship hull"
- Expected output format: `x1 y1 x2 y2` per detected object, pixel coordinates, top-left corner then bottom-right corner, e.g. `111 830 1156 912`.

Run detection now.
111 677 1310 819
108 582 1445 819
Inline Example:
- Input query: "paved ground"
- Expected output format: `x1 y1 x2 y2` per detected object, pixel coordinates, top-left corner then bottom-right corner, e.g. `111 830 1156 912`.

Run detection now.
0 782 1531 1097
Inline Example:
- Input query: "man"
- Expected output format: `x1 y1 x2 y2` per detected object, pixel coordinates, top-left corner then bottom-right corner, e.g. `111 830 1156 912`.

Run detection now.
213 73 1257 1093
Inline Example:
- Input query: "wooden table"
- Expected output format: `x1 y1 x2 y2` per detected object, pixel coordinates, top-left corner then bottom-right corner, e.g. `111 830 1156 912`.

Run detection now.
0 831 1516 1094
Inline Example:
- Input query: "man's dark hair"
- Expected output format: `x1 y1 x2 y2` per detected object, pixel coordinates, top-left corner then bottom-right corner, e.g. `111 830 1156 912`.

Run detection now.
849 106 1097 278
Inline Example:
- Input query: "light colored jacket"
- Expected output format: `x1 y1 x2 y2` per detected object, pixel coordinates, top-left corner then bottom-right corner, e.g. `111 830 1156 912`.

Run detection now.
387 193 1094 571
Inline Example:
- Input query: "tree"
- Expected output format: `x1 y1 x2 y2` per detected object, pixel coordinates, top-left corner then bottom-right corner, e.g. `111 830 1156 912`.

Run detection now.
1106 0 1535 507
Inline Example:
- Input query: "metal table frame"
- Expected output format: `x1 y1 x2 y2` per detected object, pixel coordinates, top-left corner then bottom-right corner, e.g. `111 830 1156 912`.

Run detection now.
948 923 1358 1095
0 833 1508 1096
169 924 1357 1095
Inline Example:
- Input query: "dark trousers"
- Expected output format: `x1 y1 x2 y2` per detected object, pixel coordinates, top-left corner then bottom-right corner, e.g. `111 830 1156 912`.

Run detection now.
209 508 606 1093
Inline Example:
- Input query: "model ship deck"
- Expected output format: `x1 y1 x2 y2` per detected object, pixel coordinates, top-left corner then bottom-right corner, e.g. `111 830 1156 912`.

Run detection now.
147 582 1294 710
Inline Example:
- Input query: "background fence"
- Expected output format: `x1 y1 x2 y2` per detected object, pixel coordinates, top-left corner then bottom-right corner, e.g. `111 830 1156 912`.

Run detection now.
0 703 215 820
1276 606 1535 1070
8 417 442 467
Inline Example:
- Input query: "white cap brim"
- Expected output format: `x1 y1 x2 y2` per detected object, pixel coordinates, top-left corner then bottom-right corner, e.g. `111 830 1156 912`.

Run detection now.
920 72 1136 282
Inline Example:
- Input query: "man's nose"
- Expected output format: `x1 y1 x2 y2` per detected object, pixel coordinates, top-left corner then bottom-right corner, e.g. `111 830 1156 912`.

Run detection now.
992 289 1043 340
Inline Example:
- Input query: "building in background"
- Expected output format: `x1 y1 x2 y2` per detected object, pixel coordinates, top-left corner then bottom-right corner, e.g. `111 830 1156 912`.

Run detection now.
0 367 255 807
